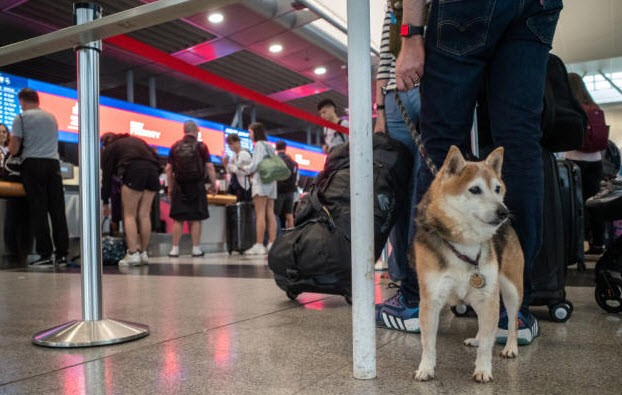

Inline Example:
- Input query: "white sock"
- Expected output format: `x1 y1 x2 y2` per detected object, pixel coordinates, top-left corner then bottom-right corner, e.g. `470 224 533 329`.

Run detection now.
169 246 179 255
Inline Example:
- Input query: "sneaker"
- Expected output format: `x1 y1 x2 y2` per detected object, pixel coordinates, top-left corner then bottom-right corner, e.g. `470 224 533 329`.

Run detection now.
119 251 141 267
29 256 54 268
375 291 420 333
168 246 180 258
140 251 149 265
585 246 605 256
266 242 273 252
245 243 267 255
496 309 540 346
191 247 205 257
55 256 69 267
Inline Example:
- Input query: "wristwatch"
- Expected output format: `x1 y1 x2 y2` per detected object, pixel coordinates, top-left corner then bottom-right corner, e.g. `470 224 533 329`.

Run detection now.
400 24 424 37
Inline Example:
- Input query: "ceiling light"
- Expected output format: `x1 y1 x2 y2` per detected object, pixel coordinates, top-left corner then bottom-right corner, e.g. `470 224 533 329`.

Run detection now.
208 13 224 23
314 66 327 75
269 44 283 53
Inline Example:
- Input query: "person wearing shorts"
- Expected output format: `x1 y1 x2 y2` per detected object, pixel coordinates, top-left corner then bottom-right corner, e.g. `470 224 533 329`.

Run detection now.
101 133 162 266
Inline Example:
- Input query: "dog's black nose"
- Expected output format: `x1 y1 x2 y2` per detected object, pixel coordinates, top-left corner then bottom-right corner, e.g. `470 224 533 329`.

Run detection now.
496 206 510 220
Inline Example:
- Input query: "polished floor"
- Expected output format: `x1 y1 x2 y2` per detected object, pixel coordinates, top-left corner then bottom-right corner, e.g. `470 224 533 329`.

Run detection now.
0 253 620 395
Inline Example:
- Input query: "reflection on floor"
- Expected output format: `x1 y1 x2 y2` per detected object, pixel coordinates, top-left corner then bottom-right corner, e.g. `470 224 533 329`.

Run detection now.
0 252 620 394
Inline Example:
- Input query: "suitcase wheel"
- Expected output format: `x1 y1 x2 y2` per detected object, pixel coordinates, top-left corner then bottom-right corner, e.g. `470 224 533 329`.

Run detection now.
286 290 299 301
595 275 622 314
451 304 470 317
549 301 573 322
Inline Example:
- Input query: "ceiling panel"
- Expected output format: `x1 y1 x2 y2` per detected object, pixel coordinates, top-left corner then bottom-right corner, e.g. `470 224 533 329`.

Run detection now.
199 50 313 95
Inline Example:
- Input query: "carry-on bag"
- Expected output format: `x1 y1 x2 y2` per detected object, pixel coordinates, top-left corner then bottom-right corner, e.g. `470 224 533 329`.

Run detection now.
530 150 573 322
557 159 585 268
226 202 255 254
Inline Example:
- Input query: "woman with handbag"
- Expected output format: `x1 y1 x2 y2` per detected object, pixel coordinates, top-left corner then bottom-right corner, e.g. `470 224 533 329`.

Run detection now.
241 122 278 255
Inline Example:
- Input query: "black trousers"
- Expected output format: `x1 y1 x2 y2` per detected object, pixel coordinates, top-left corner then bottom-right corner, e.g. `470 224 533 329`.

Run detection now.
21 158 69 257
570 159 605 247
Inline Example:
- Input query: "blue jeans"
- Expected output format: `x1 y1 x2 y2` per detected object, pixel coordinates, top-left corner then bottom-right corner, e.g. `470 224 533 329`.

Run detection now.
384 88 421 303
417 0 562 310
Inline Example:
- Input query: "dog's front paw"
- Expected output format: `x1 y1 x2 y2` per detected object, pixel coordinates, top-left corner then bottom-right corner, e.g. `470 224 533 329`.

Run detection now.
413 368 435 381
472 370 493 383
464 337 479 347
500 344 518 358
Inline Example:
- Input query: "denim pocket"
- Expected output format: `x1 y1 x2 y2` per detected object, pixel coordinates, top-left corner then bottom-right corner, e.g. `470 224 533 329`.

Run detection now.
526 1 562 46
436 0 496 56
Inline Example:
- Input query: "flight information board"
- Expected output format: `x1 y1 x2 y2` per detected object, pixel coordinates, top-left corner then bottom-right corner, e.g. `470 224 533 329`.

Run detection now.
0 72 325 176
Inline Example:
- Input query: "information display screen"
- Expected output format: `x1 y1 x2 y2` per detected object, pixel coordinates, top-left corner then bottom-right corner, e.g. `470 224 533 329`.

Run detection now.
0 72 325 175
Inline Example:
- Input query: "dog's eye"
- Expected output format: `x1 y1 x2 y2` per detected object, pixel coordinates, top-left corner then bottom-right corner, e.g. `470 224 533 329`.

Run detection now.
495 185 501 194
468 186 482 195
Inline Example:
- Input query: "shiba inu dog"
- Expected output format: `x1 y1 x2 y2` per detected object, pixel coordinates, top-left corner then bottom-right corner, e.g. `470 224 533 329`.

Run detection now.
413 146 524 383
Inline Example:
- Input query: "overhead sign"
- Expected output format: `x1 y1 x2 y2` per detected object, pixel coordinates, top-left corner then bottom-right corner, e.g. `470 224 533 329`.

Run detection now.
0 72 325 175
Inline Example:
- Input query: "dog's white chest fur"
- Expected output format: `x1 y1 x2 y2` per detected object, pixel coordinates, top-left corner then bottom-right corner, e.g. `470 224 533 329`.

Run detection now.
429 246 498 306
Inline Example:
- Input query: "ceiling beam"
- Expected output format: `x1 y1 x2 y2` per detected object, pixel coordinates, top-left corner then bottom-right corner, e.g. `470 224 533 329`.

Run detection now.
599 70 622 96
0 0 237 66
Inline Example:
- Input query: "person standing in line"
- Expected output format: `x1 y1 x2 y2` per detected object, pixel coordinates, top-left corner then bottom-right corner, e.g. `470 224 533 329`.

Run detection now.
0 123 10 164
317 99 349 153
223 133 252 202
374 0 423 333
274 140 298 229
101 132 161 266
166 120 218 258
396 0 562 345
10 88 69 267
241 122 278 255
566 72 608 255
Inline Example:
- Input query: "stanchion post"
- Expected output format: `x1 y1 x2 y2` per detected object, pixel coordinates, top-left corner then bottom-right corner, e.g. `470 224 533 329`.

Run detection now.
32 2 149 348
347 0 376 379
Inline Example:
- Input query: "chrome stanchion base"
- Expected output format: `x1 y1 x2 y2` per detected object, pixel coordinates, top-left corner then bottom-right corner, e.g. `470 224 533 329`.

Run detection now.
33 319 149 348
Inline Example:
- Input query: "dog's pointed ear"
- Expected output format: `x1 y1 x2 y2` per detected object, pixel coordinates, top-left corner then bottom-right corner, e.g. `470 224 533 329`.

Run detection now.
485 146 504 177
442 145 466 176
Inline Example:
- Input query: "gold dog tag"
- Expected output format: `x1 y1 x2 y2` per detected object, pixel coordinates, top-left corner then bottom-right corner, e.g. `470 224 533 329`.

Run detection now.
470 273 486 288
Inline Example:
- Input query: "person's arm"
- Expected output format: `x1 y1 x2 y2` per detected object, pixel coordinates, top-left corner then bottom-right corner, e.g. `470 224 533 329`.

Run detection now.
241 143 265 174
395 0 427 91
8 136 21 156
375 4 392 133
101 146 115 205
9 115 23 156
206 162 218 193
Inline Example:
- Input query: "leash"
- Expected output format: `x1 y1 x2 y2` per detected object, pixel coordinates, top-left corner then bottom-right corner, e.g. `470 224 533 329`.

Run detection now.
393 91 438 176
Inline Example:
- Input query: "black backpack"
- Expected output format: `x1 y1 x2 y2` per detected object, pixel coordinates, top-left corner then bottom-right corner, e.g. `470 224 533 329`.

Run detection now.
540 54 588 152
172 139 204 183
277 153 298 193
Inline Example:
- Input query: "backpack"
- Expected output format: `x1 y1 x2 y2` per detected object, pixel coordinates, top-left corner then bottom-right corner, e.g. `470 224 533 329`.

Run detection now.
172 138 204 183
540 54 588 152
277 153 298 193
580 104 610 153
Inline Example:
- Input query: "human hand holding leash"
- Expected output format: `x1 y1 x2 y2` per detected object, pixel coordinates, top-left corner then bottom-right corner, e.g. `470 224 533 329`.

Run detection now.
395 36 425 91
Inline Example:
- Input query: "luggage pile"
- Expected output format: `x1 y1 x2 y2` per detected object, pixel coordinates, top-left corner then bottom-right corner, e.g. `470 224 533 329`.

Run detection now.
267 133 413 302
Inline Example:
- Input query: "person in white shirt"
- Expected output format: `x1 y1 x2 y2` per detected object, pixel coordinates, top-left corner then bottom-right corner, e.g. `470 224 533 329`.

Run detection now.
223 133 252 202
317 99 349 153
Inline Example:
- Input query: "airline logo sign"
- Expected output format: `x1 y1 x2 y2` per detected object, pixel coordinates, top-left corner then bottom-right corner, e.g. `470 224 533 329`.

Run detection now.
39 91 224 154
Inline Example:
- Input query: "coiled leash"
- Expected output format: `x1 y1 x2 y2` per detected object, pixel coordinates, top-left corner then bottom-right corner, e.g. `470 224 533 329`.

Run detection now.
393 91 438 176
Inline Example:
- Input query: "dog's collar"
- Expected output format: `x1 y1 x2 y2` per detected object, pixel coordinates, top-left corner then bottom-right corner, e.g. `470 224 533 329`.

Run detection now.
442 239 481 267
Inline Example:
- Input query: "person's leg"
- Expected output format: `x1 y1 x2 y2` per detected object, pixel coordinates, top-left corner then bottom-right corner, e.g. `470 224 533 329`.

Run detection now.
266 198 277 244
121 186 141 253
46 160 69 259
254 196 267 244
487 0 562 314
190 221 201 246
282 192 295 229
580 161 605 249
137 190 156 252
383 88 421 298
171 221 183 247
21 159 53 261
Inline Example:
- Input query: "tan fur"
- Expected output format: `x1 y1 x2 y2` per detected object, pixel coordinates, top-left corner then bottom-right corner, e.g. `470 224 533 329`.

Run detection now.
413 146 524 383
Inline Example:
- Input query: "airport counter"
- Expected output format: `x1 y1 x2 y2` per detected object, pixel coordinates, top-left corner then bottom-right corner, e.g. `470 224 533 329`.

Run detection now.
0 179 238 266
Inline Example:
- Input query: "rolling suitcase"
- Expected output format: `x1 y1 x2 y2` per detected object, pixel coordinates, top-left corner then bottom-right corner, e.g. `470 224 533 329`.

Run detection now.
530 150 573 322
226 202 255 254
557 159 585 269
